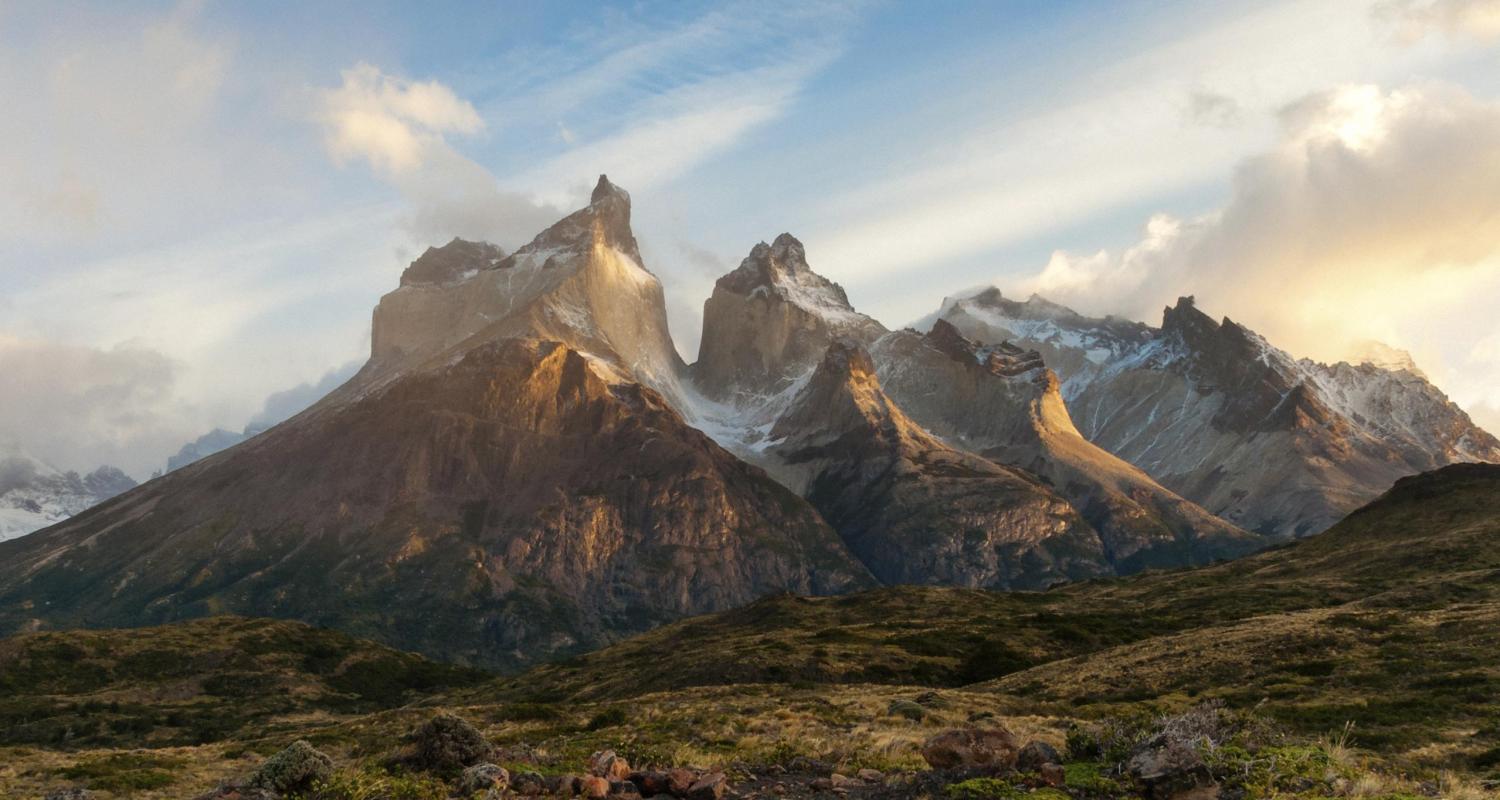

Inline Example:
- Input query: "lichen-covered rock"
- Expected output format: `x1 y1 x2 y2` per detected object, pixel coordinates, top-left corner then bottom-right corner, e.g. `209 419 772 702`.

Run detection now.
510 769 548 795
1017 740 1063 771
248 740 333 794
1128 739 1217 800
461 763 511 793
407 712 492 771
920 727 1021 772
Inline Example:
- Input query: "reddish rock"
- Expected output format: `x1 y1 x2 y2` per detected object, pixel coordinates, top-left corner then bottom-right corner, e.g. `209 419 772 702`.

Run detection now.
628 771 671 796
920 727 1021 772
579 775 611 798
665 768 698 796
588 750 632 781
686 771 727 800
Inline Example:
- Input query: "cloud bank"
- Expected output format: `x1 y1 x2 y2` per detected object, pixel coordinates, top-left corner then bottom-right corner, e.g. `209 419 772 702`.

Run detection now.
0 337 182 476
1010 81 1500 421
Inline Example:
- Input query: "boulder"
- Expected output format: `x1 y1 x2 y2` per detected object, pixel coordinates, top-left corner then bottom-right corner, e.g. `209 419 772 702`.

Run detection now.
550 774 582 796
686 771 728 800
920 727 1021 772
408 712 492 771
855 768 884 783
579 775 611 798
609 779 642 797
1017 740 1063 772
1039 763 1067 788
462 763 511 793
666 768 698 795
511 770 548 795
1127 740 1218 800
628 771 671 796
247 740 334 794
588 750 633 781
828 773 855 788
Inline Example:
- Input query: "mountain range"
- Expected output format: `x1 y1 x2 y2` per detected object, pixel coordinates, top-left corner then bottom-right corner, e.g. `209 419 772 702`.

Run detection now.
0 443 136 542
0 176 1493 670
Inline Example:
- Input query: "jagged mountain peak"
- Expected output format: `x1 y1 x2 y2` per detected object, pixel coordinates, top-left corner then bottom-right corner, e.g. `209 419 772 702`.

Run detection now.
694 234 884 401
400 238 506 287
716 232 853 311
925 319 1049 382
365 176 686 405
590 173 629 206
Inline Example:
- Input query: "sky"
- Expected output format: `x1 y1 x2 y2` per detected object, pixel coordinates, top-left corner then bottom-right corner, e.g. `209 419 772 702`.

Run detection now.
2 0 1499 477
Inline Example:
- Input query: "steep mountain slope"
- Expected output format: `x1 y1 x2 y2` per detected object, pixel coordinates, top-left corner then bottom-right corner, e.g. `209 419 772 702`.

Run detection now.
0 181 872 670
933 289 1500 536
0 444 136 542
763 339 1110 589
871 321 1263 571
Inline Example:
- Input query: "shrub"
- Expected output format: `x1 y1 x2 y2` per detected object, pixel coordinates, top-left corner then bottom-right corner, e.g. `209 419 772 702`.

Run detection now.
250 740 334 793
586 707 628 730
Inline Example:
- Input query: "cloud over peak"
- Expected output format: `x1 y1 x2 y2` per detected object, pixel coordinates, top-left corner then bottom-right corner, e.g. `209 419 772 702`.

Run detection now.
1015 80 1500 414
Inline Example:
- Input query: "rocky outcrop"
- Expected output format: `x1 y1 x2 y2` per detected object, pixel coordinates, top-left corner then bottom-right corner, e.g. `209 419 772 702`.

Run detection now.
872 321 1263 572
765 339 1111 589
934 290 1500 537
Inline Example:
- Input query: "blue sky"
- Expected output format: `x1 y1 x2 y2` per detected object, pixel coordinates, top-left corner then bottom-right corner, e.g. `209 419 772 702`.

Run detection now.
2 0 1500 475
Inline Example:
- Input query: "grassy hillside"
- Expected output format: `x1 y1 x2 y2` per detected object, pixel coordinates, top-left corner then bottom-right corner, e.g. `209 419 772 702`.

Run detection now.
0 616 487 751
474 463 1500 772
2 464 1496 797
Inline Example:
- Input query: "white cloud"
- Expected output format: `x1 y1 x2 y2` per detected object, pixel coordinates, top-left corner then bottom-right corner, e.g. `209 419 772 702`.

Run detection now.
803 0 1461 311
1374 0 1500 44
0 337 182 476
1010 81 1500 422
314 63 561 249
318 62 484 174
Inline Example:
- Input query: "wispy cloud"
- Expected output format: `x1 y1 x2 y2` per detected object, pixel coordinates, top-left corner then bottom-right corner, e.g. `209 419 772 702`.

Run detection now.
802 0 1453 304
484 0 863 204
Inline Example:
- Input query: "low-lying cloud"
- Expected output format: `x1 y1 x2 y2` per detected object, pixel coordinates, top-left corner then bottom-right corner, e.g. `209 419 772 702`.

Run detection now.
0 337 185 476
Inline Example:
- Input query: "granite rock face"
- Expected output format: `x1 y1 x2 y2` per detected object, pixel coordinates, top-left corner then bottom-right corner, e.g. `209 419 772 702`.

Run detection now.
764 339 1111 589
871 321 1262 571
